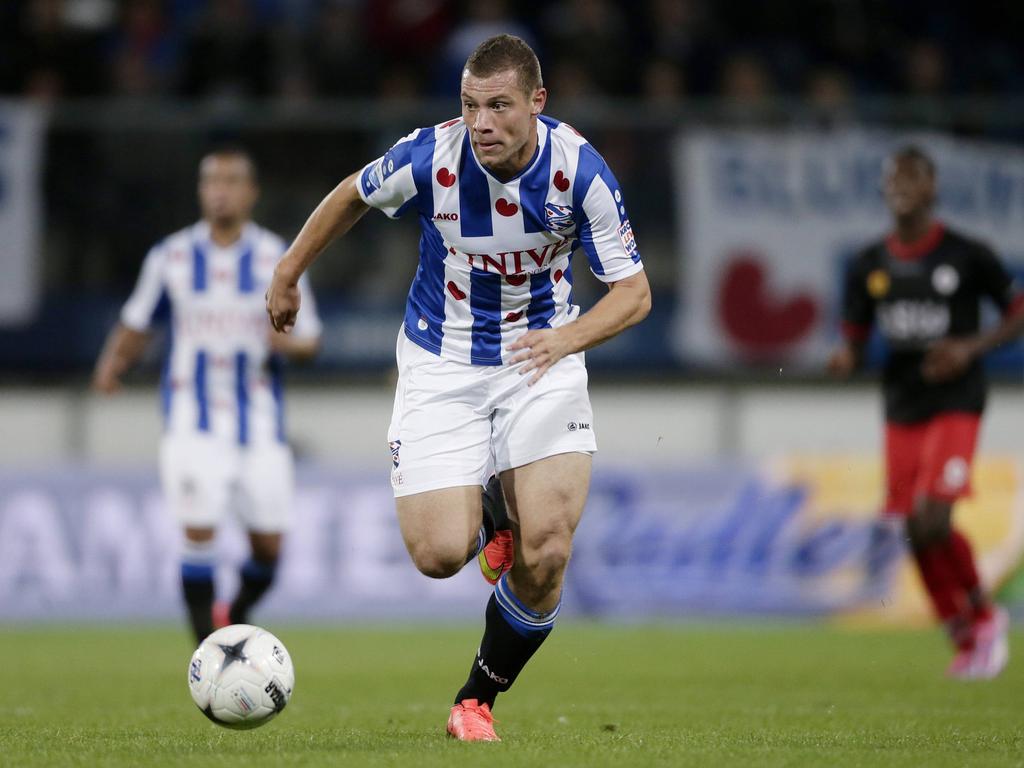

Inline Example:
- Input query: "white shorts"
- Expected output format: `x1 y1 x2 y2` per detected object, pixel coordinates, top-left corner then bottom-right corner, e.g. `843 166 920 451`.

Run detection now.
159 433 294 532
387 331 597 497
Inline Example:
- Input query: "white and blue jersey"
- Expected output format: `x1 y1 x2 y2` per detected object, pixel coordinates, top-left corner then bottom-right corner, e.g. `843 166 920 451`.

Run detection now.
357 115 643 365
120 221 321 445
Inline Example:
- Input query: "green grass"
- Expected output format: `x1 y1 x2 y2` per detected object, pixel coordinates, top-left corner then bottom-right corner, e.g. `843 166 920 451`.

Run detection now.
2 623 1022 767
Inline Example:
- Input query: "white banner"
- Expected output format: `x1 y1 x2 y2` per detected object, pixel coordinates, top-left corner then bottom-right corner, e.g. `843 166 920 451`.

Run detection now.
0 101 45 326
674 129 1024 368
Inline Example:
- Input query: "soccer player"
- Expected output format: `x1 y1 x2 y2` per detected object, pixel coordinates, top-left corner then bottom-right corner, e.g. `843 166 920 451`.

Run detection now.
829 145 1024 679
93 148 321 645
266 35 650 740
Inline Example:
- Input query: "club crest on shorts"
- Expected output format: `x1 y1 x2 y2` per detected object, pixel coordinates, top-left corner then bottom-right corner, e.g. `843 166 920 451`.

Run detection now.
389 440 402 468
544 203 574 232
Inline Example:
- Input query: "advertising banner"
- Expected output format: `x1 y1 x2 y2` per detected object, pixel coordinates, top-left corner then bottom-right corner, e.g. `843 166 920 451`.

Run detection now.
2 459 1020 623
674 129 1024 368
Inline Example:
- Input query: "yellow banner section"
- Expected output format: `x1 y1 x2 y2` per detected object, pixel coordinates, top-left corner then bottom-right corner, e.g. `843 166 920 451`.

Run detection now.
773 455 1024 626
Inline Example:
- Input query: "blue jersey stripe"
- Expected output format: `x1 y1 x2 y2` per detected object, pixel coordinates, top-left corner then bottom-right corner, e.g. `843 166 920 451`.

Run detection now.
404 219 447 353
235 351 249 445
192 242 207 292
160 317 173 426
238 245 254 293
519 131 553 234
526 269 556 329
458 132 494 238
194 350 210 432
572 146 607 276
470 270 502 365
268 355 286 443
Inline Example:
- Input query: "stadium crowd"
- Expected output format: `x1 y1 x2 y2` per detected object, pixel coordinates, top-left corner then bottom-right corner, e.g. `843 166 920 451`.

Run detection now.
2 0 1022 107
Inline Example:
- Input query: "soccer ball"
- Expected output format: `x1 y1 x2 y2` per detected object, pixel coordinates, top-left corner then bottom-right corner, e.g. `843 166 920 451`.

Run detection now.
188 624 295 729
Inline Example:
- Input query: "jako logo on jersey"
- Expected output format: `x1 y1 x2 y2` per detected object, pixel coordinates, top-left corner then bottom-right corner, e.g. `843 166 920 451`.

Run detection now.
567 421 590 431
433 212 459 221
544 203 573 232
465 238 571 276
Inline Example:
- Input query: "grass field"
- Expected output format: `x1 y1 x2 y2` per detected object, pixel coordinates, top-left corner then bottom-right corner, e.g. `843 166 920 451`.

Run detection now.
2 623 1022 767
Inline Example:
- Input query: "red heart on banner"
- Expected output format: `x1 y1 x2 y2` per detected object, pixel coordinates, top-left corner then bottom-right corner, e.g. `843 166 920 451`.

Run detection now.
436 168 456 187
718 253 818 355
553 269 563 282
505 311 524 322
553 170 570 192
446 281 466 300
495 198 519 216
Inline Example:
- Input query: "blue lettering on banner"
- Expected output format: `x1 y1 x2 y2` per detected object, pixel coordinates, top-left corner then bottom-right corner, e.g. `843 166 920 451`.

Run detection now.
0 464 912 621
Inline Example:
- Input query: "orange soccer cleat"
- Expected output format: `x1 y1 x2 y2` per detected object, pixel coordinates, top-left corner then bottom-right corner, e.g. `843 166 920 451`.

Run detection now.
478 530 515 586
211 601 231 631
447 699 500 742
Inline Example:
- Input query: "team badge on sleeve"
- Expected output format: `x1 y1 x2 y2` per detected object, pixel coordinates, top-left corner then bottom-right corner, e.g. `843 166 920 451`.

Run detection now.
617 219 638 258
544 203 574 232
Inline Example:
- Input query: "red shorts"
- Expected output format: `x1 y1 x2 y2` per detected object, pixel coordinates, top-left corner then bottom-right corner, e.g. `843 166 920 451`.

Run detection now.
884 412 980 517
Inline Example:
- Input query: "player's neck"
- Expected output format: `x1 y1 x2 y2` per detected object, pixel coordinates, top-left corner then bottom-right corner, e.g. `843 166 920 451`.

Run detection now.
207 220 246 247
893 213 934 243
488 128 539 182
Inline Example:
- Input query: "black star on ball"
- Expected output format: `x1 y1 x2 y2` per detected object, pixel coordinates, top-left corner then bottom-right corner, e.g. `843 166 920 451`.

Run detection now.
217 638 249 671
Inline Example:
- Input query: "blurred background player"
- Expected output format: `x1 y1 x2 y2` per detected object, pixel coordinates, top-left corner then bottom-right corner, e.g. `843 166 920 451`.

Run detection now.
266 34 650 740
93 148 321 644
828 145 1024 679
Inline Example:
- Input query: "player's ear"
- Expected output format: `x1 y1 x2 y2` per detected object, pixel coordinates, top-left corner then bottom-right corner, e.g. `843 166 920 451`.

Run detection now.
531 87 547 117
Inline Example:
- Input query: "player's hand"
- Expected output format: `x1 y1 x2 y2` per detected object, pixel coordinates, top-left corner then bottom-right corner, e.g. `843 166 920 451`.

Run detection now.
508 328 574 386
921 337 977 383
826 345 857 378
91 365 121 394
266 265 301 333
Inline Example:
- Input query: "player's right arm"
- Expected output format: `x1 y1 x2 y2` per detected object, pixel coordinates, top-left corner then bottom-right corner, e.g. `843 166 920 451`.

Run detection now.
827 251 875 378
92 324 150 393
93 242 167 394
268 129 424 332
266 172 369 333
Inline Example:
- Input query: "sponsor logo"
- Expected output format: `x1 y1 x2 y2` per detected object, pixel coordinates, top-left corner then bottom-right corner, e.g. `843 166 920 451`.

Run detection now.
189 658 201 684
464 238 572 276
617 219 637 257
567 422 591 432
942 456 969 491
365 158 384 192
544 203 574 232
433 212 459 221
877 300 950 341
389 440 401 468
867 269 890 298
476 655 509 685
233 688 257 713
932 264 960 295
265 680 288 712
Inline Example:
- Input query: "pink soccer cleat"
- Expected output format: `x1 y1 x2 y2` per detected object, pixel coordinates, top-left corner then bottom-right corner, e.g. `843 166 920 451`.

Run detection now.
446 699 500 742
971 606 1010 680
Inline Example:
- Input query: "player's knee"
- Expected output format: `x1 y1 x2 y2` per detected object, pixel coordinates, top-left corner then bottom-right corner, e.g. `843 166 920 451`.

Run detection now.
519 532 573 589
910 498 952 546
406 541 466 579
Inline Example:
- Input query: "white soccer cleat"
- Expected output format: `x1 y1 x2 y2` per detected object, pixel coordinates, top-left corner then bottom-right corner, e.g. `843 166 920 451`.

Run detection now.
970 606 1010 680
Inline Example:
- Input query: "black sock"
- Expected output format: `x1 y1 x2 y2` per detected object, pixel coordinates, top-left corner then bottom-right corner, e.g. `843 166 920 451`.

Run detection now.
481 475 510 535
181 565 214 645
229 558 278 625
455 584 557 708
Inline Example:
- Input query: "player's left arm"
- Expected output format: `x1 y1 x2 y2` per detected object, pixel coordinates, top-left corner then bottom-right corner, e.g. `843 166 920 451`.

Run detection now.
509 270 651 384
922 244 1024 383
510 156 650 384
